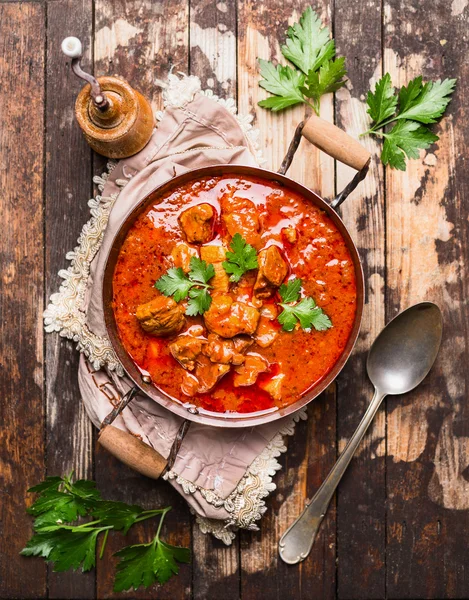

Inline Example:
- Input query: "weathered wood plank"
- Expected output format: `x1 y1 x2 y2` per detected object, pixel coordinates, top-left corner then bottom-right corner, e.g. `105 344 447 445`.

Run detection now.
93 2 192 598
189 0 237 99
384 1 469 597
45 1 95 597
333 1 386 598
188 2 241 596
238 387 337 600
237 2 336 597
0 3 47 599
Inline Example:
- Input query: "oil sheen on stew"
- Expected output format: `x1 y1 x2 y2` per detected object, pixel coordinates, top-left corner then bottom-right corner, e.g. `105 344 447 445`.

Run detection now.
112 175 357 414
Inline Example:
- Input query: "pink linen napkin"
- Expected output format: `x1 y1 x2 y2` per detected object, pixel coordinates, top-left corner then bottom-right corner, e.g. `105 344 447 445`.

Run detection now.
76 91 305 542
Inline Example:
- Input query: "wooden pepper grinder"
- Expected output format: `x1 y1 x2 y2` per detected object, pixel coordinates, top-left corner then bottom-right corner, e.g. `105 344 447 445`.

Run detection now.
61 37 154 159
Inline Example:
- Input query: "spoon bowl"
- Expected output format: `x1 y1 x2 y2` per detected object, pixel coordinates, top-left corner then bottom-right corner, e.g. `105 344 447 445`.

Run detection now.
367 302 443 396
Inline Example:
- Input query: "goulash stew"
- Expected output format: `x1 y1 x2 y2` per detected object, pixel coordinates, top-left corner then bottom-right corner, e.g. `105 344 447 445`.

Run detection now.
112 175 357 413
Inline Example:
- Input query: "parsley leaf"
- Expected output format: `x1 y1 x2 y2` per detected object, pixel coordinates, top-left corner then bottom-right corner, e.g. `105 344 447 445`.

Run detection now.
301 57 347 107
258 61 306 112
397 77 457 124
278 278 332 332
155 256 215 315
278 277 302 303
21 527 107 572
113 508 190 592
28 476 64 494
90 501 165 535
381 120 438 171
186 287 212 317
366 73 397 125
186 256 215 285
281 6 335 75
362 73 456 170
155 267 193 302
222 233 258 282
258 7 346 116
27 490 91 525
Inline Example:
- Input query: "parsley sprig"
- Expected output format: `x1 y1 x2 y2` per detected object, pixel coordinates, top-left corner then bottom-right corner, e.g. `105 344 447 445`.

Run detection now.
114 506 190 592
155 256 215 316
21 473 190 591
362 73 456 170
277 278 332 332
258 6 347 116
222 233 259 282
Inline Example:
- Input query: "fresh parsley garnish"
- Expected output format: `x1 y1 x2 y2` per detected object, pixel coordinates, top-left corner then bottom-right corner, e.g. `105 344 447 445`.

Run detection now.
277 277 332 332
300 57 347 112
155 256 215 316
258 6 346 116
222 233 259 282
21 474 190 591
362 73 456 170
113 507 191 592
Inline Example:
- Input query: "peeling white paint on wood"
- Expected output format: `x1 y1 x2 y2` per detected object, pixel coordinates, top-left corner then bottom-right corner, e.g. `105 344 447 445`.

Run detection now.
95 18 142 61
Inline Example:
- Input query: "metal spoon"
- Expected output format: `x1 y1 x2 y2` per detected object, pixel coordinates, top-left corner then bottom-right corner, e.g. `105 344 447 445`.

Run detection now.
279 302 443 565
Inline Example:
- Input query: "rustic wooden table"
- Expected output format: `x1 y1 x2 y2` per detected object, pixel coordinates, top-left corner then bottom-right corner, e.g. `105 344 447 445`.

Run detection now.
1 1 468 598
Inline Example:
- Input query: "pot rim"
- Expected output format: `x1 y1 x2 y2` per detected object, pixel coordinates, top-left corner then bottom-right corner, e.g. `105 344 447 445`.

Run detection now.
102 164 364 427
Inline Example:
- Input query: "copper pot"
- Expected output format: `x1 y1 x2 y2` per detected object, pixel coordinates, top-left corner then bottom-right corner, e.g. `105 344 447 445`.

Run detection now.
98 115 370 478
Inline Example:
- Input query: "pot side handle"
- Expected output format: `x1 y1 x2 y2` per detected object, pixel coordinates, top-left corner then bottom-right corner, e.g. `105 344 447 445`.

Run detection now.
98 425 168 479
278 115 371 208
301 113 371 172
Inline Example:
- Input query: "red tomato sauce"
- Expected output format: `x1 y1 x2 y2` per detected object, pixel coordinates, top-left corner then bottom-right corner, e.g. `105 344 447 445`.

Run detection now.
112 175 357 413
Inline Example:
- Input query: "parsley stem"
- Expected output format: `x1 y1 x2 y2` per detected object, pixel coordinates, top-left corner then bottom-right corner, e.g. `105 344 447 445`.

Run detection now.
304 99 320 116
155 507 172 543
76 519 103 528
361 115 400 137
134 509 167 524
99 529 109 560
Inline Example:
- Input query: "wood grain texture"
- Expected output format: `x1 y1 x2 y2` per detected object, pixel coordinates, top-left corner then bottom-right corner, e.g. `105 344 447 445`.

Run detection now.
237 2 336 597
334 0 386 597
0 3 46 598
384 1 469 597
93 2 192 598
45 1 95 598
190 0 237 98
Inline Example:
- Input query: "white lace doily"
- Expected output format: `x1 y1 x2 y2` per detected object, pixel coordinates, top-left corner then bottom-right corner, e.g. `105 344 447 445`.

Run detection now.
43 73 307 544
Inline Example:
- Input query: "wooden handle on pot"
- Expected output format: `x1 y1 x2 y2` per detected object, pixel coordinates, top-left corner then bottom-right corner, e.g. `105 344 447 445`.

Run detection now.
98 424 168 479
301 113 371 171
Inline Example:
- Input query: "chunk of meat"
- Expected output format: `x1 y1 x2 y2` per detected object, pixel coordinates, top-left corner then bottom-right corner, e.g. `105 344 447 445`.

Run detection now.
181 371 199 396
136 296 185 336
233 354 269 387
200 245 226 263
204 294 260 338
260 303 278 320
171 243 198 273
169 335 205 371
233 335 253 353
201 244 229 292
211 262 230 293
259 373 285 401
202 333 245 365
255 317 279 348
254 245 288 299
282 226 297 243
194 355 231 394
220 194 261 248
179 203 214 243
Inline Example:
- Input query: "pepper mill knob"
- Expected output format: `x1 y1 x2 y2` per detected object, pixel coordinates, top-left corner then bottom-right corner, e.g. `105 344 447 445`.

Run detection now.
61 37 154 159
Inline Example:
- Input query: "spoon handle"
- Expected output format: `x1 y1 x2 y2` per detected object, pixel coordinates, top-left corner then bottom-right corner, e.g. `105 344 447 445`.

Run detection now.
279 387 386 564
